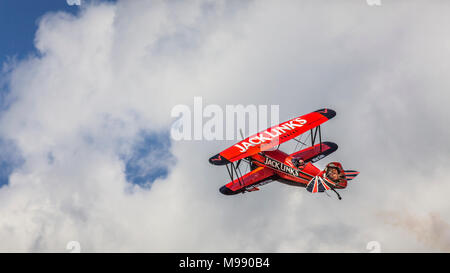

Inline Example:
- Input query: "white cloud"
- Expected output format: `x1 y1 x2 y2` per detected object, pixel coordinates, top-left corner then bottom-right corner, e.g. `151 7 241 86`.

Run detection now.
1 0 450 252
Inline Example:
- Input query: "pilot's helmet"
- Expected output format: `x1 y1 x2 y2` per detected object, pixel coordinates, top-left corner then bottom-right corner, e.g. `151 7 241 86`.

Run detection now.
292 157 305 168
324 163 342 179
326 162 341 173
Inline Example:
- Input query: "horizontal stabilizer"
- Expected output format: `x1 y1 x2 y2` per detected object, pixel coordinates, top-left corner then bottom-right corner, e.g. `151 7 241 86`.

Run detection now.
344 170 359 181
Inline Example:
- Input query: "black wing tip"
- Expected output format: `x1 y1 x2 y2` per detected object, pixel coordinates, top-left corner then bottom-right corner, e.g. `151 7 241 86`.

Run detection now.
209 153 231 165
307 141 339 163
219 185 238 195
322 141 338 151
315 108 336 120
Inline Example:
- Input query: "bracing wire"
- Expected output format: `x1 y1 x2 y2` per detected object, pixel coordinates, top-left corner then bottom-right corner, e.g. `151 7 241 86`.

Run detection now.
292 132 311 154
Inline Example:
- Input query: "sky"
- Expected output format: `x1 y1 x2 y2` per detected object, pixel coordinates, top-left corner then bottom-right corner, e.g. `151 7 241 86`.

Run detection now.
0 1 81 186
0 0 450 252
0 0 170 188
0 0 81 65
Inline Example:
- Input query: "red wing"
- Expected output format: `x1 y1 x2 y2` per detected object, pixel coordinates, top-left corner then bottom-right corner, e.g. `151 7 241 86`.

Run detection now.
219 166 275 195
210 108 336 165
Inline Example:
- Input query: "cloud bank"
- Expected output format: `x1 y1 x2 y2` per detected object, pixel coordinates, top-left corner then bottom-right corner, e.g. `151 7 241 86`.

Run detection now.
1 0 450 252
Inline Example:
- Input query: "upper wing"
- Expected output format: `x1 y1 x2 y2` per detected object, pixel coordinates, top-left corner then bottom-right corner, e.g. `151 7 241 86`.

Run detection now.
219 166 275 195
209 108 336 165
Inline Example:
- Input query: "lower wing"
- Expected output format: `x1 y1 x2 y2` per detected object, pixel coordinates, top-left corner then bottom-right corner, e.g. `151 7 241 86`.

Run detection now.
219 166 275 195
289 141 338 163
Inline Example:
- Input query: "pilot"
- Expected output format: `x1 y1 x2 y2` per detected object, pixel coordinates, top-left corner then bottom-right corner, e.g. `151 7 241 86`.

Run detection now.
292 158 306 170
324 162 346 185
326 165 340 181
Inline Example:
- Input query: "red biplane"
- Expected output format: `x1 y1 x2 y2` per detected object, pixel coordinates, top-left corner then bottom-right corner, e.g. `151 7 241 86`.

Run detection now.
209 109 359 200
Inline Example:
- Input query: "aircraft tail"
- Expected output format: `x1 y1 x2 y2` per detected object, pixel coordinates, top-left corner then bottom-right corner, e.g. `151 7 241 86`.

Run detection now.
343 170 359 181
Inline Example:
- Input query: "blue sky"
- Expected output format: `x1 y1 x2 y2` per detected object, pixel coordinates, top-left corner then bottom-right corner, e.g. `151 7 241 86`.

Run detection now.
0 1 83 65
124 131 174 188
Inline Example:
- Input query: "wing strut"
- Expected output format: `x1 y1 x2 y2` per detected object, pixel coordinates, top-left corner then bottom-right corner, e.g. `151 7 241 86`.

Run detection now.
310 125 323 152
225 160 247 187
